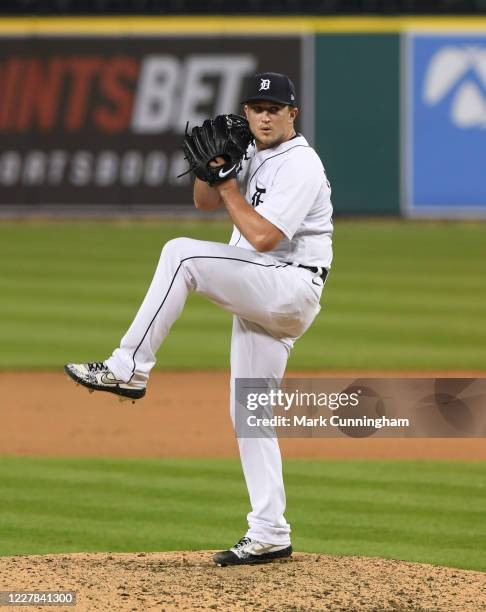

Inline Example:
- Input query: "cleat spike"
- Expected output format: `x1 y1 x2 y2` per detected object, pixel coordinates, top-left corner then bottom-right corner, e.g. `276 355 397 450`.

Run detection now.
118 396 137 405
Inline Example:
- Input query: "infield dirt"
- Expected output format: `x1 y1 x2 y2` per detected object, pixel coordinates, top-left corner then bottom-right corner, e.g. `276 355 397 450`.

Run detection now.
2 371 486 459
1 371 485 611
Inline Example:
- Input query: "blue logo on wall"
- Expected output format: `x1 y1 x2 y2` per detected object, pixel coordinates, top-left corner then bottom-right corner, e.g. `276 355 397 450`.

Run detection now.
406 34 486 215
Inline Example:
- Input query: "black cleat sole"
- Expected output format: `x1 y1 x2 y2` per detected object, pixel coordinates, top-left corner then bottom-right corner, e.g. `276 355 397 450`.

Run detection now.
213 545 292 567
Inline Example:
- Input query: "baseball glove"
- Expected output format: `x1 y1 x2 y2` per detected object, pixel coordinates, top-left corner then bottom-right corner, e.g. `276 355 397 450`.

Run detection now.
180 114 253 187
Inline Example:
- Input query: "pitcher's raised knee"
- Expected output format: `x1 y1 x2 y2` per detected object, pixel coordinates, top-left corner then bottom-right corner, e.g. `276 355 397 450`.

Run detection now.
161 237 200 261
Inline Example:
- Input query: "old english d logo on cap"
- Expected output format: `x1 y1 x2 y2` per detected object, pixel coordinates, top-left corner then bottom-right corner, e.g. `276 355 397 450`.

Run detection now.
259 78 271 91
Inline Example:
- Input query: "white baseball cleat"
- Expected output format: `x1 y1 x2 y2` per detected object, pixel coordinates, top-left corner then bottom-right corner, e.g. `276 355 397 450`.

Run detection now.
213 537 292 566
64 362 146 401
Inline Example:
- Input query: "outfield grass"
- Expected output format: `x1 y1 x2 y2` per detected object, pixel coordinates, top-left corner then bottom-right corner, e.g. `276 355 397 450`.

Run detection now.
0 220 485 370
0 457 484 571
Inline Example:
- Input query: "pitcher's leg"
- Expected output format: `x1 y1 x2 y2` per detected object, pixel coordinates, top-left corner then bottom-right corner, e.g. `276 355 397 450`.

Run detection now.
230 316 292 546
106 237 290 387
106 237 197 385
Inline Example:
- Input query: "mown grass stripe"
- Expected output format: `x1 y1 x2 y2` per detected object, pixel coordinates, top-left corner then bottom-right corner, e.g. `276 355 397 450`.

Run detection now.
1 220 485 370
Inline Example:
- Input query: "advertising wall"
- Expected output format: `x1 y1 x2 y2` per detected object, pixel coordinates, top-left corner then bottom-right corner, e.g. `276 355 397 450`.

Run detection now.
403 32 486 218
0 17 485 217
0 33 308 211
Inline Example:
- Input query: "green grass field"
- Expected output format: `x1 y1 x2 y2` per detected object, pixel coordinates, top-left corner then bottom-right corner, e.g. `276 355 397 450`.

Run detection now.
0 219 485 370
0 457 484 571
1 222 485 571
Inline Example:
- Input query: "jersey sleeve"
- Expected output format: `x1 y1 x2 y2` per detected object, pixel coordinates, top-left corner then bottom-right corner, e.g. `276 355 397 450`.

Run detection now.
256 149 326 240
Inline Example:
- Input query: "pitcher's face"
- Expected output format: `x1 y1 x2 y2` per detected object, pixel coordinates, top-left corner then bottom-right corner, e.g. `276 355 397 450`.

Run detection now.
245 102 299 150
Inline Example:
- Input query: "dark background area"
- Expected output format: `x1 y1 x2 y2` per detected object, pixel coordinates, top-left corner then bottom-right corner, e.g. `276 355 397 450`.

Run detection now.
1 0 485 16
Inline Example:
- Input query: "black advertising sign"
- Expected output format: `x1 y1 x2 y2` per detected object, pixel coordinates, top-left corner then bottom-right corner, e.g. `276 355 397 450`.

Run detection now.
0 36 305 209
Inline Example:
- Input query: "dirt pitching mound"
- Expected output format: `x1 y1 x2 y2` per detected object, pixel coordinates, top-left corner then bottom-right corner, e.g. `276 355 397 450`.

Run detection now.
1 552 484 611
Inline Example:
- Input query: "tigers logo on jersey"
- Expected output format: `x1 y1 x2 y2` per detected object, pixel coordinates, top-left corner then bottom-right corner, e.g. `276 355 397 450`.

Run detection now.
251 184 266 207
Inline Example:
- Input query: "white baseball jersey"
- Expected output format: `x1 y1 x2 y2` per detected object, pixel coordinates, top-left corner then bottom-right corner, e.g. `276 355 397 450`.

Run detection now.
230 134 333 269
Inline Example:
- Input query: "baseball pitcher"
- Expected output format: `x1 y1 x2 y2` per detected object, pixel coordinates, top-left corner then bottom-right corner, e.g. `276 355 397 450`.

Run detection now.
65 72 333 566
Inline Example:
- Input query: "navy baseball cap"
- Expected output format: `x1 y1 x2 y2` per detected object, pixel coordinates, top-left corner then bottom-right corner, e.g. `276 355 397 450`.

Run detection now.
242 72 297 106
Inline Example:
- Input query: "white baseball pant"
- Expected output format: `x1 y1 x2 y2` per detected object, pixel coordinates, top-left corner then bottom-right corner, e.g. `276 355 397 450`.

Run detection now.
106 237 324 545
